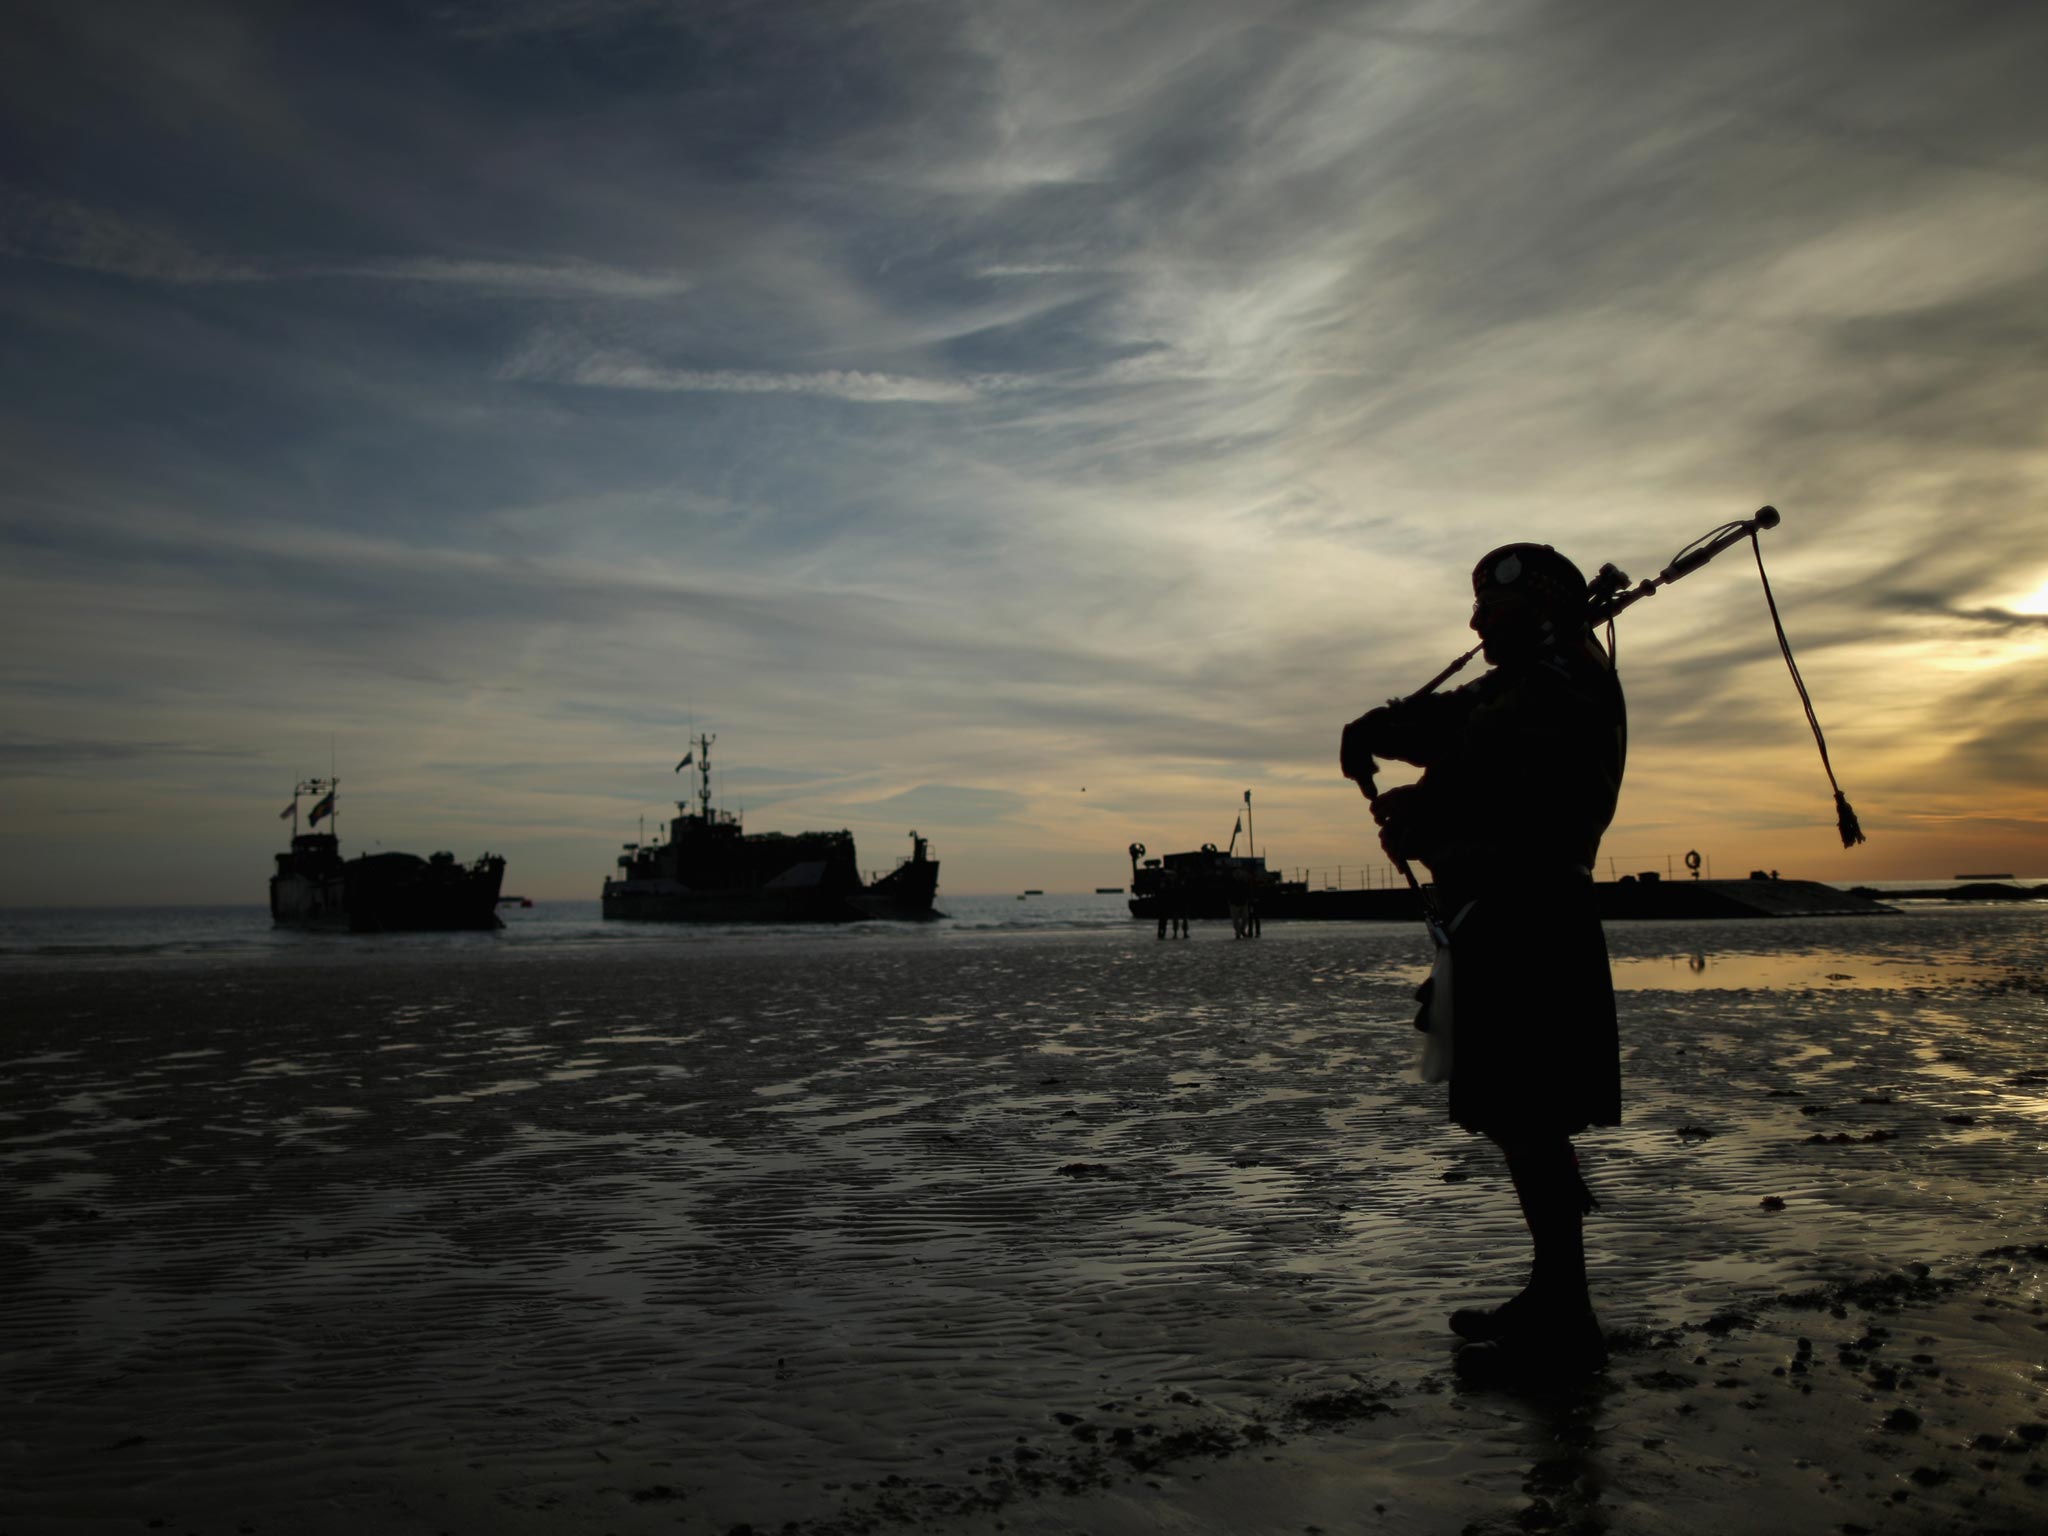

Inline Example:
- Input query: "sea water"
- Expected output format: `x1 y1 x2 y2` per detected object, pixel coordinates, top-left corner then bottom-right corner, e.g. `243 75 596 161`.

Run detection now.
1 882 2040 979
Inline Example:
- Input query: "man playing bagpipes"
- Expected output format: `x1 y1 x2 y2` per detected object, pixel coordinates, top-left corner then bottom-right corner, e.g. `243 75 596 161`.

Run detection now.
1341 508 1861 1384
1342 543 1626 1383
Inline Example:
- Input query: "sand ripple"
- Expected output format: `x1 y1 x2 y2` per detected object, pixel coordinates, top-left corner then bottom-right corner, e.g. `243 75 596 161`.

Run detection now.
4 909 2046 1533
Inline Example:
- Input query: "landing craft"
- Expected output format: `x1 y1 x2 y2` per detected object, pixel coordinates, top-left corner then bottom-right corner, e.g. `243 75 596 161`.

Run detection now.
601 735 940 923
269 779 506 932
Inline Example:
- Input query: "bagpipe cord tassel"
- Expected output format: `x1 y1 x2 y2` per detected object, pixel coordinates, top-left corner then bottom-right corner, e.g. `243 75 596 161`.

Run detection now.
1750 531 1866 848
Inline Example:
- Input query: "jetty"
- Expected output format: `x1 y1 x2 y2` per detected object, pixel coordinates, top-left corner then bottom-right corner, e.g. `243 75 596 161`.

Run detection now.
1140 877 1899 923
1849 881 2047 903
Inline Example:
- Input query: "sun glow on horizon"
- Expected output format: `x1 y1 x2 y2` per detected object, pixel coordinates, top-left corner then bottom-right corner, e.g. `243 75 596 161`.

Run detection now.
2009 575 2048 617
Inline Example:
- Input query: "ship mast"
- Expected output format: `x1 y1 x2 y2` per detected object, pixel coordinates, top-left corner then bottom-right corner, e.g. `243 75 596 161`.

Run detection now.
696 732 715 822
292 777 338 838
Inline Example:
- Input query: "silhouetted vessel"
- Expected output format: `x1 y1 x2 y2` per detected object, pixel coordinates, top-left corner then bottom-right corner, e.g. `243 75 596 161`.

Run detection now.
602 736 940 923
270 779 506 932
1126 792 1305 921
1125 826 1894 922
1127 844 1305 920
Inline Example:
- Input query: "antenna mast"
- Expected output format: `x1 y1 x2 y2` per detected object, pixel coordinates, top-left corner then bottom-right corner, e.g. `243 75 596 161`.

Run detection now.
697 732 716 822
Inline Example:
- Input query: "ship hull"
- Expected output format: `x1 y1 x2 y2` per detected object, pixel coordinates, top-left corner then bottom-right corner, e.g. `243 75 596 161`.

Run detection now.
601 858 940 924
344 853 506 932
604 745 942 924
270 871 350 928
602 880 859 923
270 848 505 932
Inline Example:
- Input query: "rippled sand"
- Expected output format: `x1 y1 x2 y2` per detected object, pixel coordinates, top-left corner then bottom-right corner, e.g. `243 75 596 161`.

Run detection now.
4 910 2047 1534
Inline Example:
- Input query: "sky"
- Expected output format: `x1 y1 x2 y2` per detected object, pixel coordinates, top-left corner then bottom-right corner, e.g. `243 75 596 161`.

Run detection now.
3 0 2046 904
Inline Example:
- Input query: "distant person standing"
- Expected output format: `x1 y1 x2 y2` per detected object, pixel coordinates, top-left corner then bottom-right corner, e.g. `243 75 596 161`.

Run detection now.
1340 543 1627 1383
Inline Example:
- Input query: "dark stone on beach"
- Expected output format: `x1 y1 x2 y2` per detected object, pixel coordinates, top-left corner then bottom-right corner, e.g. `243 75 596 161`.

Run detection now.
1760 1196 1787 1210
1883 1409 1920 1432
1909 1466 1950 1486
1942 1114 1977 1125
1290 1388 1395 1426
1633 1370 1696 1391
1700 1309 1757 1335
1676 1124 1716 1139
1054 1162 1115 1179
2016 1423 2047 1444
1979 1242 2048 1262
631 1485 683 1502
1779 1272 1941 1314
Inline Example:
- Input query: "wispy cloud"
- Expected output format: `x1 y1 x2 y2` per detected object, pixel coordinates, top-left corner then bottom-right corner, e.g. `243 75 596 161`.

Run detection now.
319 256 692 299
431 0 676 40
0 192 265 284
500 335 1027 402
0 736 258 773
1 195 693 300
5 1 2048 897
843 784 1028 827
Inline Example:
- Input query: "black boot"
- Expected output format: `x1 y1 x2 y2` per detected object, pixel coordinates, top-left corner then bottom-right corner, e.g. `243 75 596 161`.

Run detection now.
1453 1304 1607 1385
1448 1288 1535 1342
1452 1140 1605 1380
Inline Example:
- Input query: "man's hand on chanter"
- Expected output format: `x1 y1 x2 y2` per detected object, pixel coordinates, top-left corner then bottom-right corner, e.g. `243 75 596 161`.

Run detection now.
1370 782 1438 862
1339 706 1394 785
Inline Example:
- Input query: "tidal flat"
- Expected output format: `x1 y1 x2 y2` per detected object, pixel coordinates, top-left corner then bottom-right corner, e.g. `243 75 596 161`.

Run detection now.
4 908 2046 1535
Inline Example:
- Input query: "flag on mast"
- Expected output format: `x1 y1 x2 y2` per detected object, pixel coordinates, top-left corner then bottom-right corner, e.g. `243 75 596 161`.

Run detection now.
674 752 694 772
308 790 336 824
280 801 296 819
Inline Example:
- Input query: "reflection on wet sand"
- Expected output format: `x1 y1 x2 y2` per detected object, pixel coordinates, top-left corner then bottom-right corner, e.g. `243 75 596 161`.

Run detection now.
2 906 2045 1534
1610 949 1997 991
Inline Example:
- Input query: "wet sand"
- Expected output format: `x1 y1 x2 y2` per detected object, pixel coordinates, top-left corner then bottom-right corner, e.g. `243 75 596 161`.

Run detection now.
4 912 2047 1535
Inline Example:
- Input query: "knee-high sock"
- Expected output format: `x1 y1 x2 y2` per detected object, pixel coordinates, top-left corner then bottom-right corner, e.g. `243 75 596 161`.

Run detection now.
1504 1138 1593 1305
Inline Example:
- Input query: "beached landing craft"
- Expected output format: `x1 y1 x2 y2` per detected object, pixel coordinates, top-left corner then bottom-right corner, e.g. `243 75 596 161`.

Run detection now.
269 779 507 932
1126 791 1306 921
1126 812 1894 922
601 736 940 923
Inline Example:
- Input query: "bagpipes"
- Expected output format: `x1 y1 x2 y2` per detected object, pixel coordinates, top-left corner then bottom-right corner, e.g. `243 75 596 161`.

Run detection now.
1345 506 1863 940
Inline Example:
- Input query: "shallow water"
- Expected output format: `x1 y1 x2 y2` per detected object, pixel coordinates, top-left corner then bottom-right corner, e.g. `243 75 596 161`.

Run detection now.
3 905 2045 1533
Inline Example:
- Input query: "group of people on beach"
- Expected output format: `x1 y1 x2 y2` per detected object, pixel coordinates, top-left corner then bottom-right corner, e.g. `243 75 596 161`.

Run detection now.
1341 541 1627 1386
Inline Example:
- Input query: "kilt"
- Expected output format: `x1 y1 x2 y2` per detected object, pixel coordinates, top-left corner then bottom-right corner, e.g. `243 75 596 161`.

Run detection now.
1443 874 1620 1139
